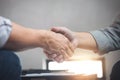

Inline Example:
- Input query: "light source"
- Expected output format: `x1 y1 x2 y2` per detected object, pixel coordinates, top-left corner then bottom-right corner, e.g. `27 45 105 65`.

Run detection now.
46 49 105 79
47 58 105 78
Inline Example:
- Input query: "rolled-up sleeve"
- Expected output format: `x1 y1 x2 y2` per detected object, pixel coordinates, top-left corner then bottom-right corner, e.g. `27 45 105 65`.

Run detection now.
0 16 12 48
90 15 120 55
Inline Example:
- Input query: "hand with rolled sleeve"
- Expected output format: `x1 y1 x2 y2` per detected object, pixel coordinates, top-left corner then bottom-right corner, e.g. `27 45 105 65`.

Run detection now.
0 16 74 63
50 23 120 55
50 27 98 52
46 14 120 62
44 27 97 62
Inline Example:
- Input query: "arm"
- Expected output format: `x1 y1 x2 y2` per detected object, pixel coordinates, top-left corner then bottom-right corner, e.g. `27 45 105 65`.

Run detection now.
90 15 120 54
3 22 47 51
44 27 97 62
51 14 120 55
0 17 74 62
51 27 97 52
74 32 97 52
3 22 74 55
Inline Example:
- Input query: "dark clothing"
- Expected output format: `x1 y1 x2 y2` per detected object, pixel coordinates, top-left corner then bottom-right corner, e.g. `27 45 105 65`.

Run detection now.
110 60 120 80
0 50 21 80
91 15 120 55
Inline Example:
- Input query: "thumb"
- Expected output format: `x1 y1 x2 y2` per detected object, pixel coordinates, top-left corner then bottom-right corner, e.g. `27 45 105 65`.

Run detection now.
51 27 78 49
51 27 67 35
51 27 74 42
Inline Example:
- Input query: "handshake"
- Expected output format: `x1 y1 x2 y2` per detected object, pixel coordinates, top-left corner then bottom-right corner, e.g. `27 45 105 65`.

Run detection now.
4 22 97 63
43 27 78 63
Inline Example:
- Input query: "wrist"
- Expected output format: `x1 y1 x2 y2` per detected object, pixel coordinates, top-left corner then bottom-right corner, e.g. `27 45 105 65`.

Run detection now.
34 30 50 48
75 32 97 51
71 32 79 49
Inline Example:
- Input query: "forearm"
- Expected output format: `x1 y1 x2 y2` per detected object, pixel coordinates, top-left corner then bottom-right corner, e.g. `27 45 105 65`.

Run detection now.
3 22 46 51
90 15 120 54
51 27 98 52
75 32 98 52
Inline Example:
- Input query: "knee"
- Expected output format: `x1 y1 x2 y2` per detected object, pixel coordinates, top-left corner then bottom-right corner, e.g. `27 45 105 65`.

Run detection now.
0 50 21 76
110 60 120 80
0 50 21 66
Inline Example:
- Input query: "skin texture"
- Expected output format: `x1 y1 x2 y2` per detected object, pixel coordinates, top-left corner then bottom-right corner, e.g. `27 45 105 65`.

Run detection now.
44 27 98 62
51 27 98 51
2 22 74 62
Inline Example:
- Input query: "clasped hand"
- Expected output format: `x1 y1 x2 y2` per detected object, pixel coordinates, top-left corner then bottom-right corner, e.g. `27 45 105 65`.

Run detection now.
43 27 78 62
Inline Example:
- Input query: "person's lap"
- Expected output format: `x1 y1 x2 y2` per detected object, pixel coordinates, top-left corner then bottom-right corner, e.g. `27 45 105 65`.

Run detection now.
110 60 120 80
0 50 21 80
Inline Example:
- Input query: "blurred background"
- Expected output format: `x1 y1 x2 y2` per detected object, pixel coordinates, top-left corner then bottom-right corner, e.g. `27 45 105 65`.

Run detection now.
0 0 120 80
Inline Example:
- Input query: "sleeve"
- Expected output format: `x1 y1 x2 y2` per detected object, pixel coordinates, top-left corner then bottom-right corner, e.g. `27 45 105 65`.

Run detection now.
0 16 12 48
90 15 120 55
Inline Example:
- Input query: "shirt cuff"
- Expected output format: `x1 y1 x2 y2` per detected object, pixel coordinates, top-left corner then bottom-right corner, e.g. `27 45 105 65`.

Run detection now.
90 30 112 55
0 16 12 48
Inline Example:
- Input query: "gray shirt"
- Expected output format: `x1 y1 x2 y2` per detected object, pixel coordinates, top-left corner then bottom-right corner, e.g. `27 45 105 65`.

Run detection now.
0 16 12 48
90 15 120 55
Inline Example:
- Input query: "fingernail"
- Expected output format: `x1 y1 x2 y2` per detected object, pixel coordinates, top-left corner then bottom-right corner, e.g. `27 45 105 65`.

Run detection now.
59 59 64 62
52 54 57 57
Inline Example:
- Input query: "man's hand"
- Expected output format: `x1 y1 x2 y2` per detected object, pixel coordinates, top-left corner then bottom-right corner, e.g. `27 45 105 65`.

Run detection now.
3 22 74 60
50 27 98 53
51 27 78 49
43 30 74 62
44 27 78 62
3 22 74 63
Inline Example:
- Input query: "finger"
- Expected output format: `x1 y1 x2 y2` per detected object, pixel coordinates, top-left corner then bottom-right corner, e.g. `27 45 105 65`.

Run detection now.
51 27 71 38
62 44 73 57
67 40 75 55
57 55 64 62
61 39 74 57
49 53 63 62
48 54 58 61
51 27 66 35
58 35 74 57
49 49 66 62
44 49 68 62
54 55 64 63
66 46 74 57
43 49 52 55
61 49 69 61
69 43 74 52
43 50 53 60
43 49 59 61
51 53 57 58
51 27 74 41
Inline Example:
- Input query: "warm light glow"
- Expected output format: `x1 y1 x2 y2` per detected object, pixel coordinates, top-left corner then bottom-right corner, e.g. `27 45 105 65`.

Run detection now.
48 60 103 78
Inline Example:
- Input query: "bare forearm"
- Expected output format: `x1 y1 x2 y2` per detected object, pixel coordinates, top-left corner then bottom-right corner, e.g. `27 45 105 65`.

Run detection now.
3 22 46 51
75 32 98 52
